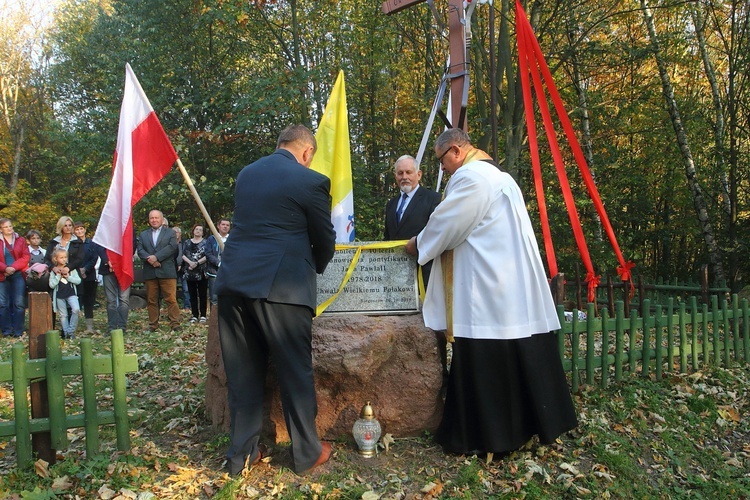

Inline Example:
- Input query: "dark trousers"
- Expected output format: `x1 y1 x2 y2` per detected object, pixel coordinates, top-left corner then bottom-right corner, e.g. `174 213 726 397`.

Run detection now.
218 295 322 474
78 280 98 319
187 279 207 319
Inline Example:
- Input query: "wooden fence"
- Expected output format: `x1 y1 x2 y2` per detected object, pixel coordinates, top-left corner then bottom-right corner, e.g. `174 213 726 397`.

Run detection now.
553 265 731 313
557 294 750 393
0 330 140 468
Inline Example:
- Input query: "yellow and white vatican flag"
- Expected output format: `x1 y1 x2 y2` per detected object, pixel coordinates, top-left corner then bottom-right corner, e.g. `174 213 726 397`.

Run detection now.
310 70 355 242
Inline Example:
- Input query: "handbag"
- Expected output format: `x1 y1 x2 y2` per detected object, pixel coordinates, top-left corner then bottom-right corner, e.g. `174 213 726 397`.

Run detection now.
26 262 50 292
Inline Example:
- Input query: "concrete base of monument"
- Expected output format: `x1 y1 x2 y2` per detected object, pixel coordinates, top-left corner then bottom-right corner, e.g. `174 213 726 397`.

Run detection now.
205 310 445 443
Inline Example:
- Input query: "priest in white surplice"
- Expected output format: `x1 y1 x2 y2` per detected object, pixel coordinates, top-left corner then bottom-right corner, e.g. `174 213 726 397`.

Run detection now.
406 128 577 456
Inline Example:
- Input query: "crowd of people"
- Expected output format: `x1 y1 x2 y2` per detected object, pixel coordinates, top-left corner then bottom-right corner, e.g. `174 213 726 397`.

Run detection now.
0 213 229 340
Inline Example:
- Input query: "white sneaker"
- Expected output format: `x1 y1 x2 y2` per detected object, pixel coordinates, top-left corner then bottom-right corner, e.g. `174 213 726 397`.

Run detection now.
199 317 207 324
190 317 198 324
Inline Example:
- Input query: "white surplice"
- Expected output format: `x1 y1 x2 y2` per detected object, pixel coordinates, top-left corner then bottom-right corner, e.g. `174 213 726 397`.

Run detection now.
416 160 560 340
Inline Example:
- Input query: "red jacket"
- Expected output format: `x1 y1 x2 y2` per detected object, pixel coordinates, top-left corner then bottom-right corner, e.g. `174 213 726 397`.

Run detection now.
0 234 30 281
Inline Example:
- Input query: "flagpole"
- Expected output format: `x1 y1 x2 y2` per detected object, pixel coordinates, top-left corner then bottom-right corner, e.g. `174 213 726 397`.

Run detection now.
175 158 224 251
123 64 221 250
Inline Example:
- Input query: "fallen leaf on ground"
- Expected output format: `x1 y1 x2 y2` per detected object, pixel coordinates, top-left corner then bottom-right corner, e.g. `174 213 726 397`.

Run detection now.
421 480 443 496
98 484 116 499
51 475 74 491
34 459 49 478
379 433 395 452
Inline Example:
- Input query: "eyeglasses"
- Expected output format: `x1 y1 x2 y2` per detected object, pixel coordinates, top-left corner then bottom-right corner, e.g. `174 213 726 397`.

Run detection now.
436 146 453 164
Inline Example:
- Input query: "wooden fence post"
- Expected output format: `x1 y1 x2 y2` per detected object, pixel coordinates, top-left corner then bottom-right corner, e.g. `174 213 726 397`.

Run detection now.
11 344 32 468
551 273 565 305
638 275 645 313
28 292 55 464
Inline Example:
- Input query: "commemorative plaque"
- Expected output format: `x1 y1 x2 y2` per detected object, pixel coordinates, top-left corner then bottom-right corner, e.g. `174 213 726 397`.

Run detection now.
316 241 420 315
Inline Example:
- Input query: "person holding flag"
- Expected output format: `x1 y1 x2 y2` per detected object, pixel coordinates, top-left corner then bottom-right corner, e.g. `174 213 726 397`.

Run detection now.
97 237 132 335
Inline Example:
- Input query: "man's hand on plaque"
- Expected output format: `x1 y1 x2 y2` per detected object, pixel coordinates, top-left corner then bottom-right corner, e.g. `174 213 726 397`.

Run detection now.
405 236 418 256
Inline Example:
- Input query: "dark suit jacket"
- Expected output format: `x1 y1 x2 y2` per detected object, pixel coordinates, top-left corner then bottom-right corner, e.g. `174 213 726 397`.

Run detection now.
136 227 178 280
384 186 441 285
215 149 336 313
45 236 85 271
384 186 442 241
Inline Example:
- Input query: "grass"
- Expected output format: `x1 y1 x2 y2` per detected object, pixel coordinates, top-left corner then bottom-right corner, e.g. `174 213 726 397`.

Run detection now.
0 303 748 498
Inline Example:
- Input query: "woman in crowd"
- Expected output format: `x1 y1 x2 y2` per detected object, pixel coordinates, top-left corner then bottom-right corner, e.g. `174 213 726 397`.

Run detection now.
0 218 30 337
45 216 85 274
74 222 101 334
181 224 208 324
173 226 191 312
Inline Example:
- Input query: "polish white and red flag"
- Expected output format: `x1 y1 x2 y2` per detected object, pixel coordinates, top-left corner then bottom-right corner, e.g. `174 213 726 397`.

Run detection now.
93 63 178 290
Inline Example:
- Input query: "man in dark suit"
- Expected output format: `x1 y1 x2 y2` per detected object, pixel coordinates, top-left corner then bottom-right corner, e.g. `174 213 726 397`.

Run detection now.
215 125 336 476
384 155 441 286
385 155 447 394
136 210 180 332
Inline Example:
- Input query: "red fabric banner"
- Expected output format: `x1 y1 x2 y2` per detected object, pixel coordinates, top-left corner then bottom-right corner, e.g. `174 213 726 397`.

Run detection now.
516 0 634 301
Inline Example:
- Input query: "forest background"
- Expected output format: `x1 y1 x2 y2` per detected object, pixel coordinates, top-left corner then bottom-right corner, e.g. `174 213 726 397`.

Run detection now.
0 0 748 291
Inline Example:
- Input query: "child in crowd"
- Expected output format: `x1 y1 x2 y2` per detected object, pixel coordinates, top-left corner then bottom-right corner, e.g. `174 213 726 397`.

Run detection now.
26 230 46 265
48 248 81 339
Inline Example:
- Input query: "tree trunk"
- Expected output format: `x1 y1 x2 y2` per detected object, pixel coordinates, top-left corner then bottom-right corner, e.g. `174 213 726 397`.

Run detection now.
566 17 601 241
690 4 734 286
691 6 730 216
9 121 24 194
497 0 527 179
639 0 725 283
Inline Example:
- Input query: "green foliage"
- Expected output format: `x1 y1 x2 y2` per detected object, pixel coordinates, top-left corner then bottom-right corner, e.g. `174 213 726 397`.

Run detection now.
452 457 484 491
0 0 747 288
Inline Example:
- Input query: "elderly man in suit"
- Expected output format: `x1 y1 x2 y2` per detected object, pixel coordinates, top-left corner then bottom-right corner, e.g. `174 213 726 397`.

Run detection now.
216 125 336 476
136 210 180 332
384 155 441 286
384 155 447 393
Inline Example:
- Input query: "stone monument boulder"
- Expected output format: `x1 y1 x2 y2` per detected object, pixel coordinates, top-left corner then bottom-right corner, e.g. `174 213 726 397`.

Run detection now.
205 312 444 442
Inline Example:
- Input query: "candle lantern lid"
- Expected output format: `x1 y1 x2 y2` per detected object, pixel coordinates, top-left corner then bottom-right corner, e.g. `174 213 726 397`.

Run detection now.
360 401 376 420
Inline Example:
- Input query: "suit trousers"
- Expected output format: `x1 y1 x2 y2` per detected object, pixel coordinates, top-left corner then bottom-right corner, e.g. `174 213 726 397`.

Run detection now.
144 278 180 330
218 295 322 474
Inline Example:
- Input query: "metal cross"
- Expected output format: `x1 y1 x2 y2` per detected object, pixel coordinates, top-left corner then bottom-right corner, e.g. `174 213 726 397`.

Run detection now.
382 0 469 131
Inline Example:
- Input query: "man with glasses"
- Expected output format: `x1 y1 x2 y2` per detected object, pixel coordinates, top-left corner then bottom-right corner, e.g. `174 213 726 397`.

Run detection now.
406 128 577 458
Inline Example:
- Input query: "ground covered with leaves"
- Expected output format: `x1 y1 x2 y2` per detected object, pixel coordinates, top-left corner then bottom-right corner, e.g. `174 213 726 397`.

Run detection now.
0 305 749 498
